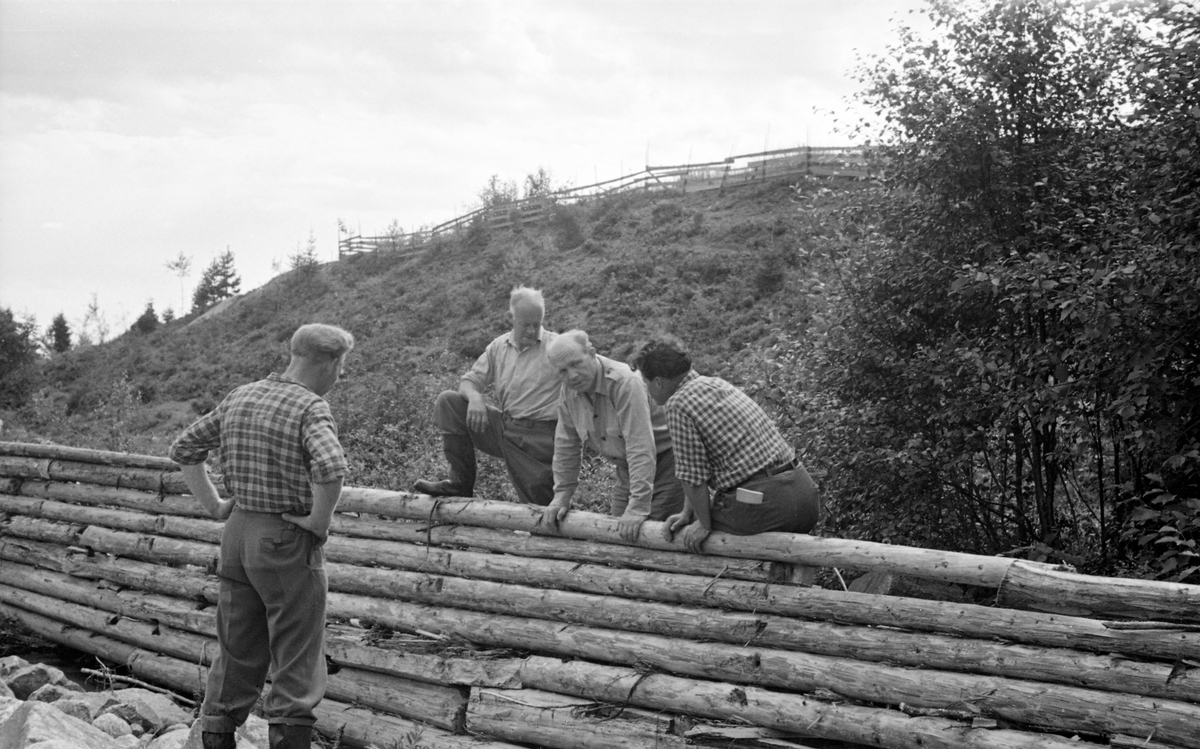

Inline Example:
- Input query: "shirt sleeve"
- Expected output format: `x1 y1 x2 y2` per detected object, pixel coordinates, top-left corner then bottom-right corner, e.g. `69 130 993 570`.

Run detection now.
552 397 582 496
667 406 710 488
460 340 497 393
302 400 347 484
612 375 658 518
169 408 222 466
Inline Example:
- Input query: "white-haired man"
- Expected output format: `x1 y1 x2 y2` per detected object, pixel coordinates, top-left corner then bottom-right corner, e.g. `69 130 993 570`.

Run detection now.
541 329 685 542
414 285 560 506
170 323 355 749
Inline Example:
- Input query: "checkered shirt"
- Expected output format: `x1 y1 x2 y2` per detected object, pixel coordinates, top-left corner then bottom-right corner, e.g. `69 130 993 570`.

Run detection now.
665 370 794 493
169 373 347 513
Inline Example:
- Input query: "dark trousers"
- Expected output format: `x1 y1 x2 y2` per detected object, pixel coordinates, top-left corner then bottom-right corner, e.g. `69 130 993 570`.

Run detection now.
711 462 820 535
433 389 556 506
609 448 686 520
201 508 327 732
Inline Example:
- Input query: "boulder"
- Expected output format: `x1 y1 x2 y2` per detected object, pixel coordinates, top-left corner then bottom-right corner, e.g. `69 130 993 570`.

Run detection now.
92 711 134 738
109 687 193 730
0 656 30 679
49 698 92 723
51 692 120 722
4 664 79 700
28 683 80 703
0 699 122 749
0 680 13 700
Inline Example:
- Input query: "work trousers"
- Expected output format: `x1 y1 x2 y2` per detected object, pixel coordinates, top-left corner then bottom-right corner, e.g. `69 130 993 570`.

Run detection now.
201 507 327 733
433 389 556 506
711 462 820 535
609 447 686 520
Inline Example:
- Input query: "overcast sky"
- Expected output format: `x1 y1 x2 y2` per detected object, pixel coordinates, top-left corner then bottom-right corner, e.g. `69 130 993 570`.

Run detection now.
0 0 927 335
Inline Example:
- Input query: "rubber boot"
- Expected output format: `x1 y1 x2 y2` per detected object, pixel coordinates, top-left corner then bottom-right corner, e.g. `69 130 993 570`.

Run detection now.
268 724 311 749
413 434 476 496
201 733 237 749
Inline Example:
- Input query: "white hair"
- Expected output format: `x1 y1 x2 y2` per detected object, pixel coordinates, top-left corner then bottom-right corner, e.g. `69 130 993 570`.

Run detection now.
509 285 545 315
547 329 592 362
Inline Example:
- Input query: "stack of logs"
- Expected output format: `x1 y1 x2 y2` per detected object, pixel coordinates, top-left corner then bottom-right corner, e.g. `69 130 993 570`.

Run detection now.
2 441 1200 749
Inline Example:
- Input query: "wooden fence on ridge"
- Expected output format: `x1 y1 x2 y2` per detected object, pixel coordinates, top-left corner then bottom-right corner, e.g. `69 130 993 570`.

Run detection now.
3 441 1200 749
337 144 877 260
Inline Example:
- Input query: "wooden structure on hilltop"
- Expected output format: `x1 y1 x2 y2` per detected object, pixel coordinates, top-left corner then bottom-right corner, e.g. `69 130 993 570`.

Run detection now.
337 144 877 260
2 440 1199 748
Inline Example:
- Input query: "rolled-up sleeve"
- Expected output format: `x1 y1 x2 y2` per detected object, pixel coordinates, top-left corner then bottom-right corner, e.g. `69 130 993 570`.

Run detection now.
302 402 347 484
552 398 583 496
460 345 495 394
169 409 222 466
612 377 657 517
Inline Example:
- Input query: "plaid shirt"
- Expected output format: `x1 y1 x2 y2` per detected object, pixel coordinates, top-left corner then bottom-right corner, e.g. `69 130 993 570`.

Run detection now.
169 373 347 513
666 370 793 493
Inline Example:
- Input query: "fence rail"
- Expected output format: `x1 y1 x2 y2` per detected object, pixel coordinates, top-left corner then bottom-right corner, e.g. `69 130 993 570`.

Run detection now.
337 144 878 260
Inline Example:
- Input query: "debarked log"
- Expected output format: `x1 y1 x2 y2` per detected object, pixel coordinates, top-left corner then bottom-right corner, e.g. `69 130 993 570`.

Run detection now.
514 656 1110 749
336 489 1044 588
0 579 474 735
999 559 1200 623
7 510 1198 669
5 518 1198 704
328 591 1200 748
0 455 184 495
0 441 176 471
324 561 1200 703
466 687 685 749
0 603 520 749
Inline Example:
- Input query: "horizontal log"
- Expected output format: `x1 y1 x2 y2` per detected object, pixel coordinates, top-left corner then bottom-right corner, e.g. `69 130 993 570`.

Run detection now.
515 656 1108 749
0 441 177 471
328 590 1200 748
466 687 685 749
999 560 1200 623
10 452 1195 622
337 489 1047 588
7 513 1198 668
0 561 217 636
0 580 216 666
7 482 789 584
325 561 1200 703
6 519 1197 702
17 479 210 518
328 666 467 733
0 604 520 749
0 537 219 603
324 629 524 689
0 455 185 494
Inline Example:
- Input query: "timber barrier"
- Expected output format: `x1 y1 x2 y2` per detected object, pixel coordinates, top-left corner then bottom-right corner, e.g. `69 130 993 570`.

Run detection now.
337 144 877 260
2 441 1200 748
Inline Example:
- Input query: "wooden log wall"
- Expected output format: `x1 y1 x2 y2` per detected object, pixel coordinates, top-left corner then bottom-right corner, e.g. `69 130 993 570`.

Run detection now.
2 441 1199 749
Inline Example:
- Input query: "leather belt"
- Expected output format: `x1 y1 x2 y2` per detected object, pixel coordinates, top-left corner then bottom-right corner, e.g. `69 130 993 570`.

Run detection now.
741 456 799 485
504 415 557 430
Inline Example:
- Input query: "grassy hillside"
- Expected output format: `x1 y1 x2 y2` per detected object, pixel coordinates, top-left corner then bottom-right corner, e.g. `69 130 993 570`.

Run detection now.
7 177 854 513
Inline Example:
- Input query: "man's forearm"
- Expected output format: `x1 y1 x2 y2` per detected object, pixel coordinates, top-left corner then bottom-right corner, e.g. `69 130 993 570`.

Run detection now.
311 478 343 525
178 463 223 514
682 482 712 529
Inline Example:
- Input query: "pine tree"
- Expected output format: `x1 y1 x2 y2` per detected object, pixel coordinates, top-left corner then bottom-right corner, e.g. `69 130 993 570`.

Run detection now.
192 250 242 312
131 302 160 335
48 313 71 353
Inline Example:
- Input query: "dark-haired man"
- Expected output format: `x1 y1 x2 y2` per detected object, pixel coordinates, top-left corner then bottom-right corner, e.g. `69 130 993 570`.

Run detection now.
414 285 560 506
170 323 355 749
631 335 820 553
